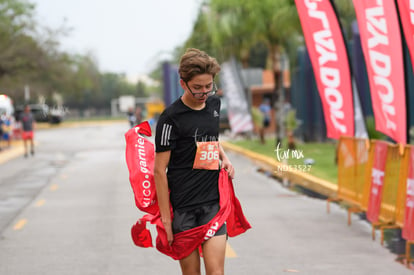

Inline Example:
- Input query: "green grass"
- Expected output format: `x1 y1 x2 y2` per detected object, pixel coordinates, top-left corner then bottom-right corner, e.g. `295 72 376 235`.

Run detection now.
229 138 338 184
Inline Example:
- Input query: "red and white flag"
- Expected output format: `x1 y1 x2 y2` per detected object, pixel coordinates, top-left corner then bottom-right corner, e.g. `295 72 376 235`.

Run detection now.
295 0 354 139
396 0 414 72
366 141 388 223
403 147 414 241
353 0 407 144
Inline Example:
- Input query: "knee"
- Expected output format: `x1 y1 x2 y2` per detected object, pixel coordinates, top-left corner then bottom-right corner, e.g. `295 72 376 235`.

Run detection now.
182 269 201 275
205 265 224 275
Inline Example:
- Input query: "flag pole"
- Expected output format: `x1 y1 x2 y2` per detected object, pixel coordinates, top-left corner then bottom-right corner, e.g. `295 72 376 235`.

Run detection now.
394 0 410 150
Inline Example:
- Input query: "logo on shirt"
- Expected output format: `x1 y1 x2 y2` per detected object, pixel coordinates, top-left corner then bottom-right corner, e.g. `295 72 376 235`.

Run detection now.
213 110 219 117
160 123 172 146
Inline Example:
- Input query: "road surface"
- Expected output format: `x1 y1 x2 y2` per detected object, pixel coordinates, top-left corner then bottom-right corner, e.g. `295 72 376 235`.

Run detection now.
0 121 411 274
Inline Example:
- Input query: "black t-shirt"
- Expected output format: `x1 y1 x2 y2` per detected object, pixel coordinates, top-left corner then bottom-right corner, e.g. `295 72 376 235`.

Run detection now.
22 112 34 131
155 96 221 211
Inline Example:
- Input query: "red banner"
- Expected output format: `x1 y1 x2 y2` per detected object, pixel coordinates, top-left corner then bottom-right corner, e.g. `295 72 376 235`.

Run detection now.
125 121 158 216
295 0 354 139
353 0 407 144
397 0 414 72
366 141 388 222
403 147 414 241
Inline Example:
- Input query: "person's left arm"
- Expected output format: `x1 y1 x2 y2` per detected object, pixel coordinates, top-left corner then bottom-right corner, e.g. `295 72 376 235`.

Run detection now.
216 97 234 178
31 116 36 131
219 143 235 178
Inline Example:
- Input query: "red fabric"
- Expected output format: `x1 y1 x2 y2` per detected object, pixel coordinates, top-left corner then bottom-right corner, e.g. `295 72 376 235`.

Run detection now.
22 131 34 140
131 217 153 247
125 122 251 260
226 176 252 237
295 0 354 139
403 147 414 241
396 0 414 73
125 121 158 215
366 141 388 223
353 0 407 144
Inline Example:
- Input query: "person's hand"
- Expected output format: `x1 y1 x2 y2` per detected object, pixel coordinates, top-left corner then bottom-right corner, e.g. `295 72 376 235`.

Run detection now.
221 158 235 179
163 221 174 246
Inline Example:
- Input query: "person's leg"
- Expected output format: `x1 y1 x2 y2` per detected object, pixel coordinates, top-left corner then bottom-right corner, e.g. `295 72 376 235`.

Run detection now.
23 138 28 157
259 127 265 144
179 249 201 275
173 209 201 275
30 137 34 155
201 234 227 275
197 203 227 275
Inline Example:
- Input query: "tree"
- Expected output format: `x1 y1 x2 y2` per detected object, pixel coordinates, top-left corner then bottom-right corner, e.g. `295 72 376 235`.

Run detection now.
136 81 146 97
331 0 357 39
185 0 301 147
0 0 36 78
189 0 260 67
0 0 155 113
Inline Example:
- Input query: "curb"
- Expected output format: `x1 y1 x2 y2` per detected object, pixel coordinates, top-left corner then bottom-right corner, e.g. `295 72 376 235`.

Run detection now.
0 143 25 164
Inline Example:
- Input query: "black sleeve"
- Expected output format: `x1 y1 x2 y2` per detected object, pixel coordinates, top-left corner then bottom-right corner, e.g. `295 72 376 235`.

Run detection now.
155 111 176 153
217 96 222 115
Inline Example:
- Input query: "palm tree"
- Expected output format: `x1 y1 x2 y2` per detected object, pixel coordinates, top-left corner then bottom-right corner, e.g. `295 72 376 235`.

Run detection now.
205 0 301 147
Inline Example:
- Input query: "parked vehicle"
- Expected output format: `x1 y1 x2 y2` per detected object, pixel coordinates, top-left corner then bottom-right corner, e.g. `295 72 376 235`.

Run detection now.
49 106 65 124
0 94 14 116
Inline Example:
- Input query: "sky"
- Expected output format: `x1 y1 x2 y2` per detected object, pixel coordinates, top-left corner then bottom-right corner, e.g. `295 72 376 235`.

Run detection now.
32 0 202 81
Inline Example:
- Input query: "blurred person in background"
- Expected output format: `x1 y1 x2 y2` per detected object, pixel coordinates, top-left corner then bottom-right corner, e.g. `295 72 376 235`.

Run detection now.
259 97 271 144
1 112 13 148
127 107 136 128
135 106 142 126
21 105 35 158
0 114 3 151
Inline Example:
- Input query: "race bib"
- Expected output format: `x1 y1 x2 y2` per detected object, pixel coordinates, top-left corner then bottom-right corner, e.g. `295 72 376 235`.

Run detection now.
193 141 220 170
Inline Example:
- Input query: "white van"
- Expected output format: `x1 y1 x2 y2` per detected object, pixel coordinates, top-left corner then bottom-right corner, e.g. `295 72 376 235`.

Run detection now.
0 94 14 116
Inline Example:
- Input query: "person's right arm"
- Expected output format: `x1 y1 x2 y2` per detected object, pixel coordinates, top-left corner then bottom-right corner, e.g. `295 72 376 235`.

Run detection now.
154 150 173 246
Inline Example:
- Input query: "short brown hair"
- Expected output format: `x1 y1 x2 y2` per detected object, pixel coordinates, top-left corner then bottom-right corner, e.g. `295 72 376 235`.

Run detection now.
178 48 220 82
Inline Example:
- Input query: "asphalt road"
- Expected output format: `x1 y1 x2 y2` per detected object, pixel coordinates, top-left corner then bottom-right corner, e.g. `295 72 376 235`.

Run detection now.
0 122 412 274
